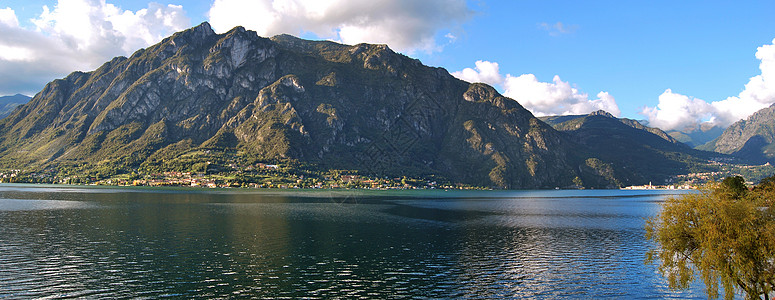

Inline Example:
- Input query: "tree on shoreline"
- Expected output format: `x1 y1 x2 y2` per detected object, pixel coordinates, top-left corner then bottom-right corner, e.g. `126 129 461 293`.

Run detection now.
646 175 775 300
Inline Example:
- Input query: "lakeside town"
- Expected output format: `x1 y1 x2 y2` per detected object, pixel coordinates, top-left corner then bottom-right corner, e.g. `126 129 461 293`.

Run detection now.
0 163 478 190
1 158 772 190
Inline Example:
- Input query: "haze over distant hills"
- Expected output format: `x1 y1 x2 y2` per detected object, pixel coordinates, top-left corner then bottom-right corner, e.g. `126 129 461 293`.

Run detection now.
0 94 31 119
0 23 756 188
667 125 725 149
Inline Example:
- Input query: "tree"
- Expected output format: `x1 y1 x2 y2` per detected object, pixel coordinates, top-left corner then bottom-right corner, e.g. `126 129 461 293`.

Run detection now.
572 176 583 187
646 176 775 299
721 175 748 199
757 175 775 190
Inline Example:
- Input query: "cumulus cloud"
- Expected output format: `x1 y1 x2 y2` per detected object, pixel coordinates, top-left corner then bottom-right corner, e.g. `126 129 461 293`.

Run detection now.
451 60 503 86
504 74 620 116
0 7 19 27
452 61 621 117
642 38 775 130
641 90 714 130
207 0 472 54
0 0 189 95
32 1 189 56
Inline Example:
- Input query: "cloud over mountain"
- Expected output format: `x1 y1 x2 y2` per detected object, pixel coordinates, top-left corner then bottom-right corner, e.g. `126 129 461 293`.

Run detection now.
0 0 189 95
1 0 473 96
207 0 472 54
642 38 775 131
452 60 621 116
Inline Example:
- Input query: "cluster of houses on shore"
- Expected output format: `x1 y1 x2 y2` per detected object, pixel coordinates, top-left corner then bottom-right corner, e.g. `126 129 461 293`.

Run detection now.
0 169 19 181
622 182 694 190
91 172 452 190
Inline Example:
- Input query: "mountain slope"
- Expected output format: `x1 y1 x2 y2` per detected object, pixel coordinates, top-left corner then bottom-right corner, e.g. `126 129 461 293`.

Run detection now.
541 111 716 184
699 104 775 164
0 94 31 119
0 22 620 188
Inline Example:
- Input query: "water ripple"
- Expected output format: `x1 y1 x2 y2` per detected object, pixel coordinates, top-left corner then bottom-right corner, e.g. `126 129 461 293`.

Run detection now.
0 187 708 299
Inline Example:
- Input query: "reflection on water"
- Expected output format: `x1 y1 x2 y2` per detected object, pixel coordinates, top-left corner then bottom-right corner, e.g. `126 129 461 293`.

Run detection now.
0 185 704 298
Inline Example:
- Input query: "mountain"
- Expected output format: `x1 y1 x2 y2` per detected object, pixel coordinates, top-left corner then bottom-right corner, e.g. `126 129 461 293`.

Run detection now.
0 94 31 119
666 124 724 148
541 110 716 184
0 22 627 189
698 104 775 164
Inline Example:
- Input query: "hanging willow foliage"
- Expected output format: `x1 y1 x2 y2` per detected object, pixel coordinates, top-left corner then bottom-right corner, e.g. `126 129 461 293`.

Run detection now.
646 176 775 300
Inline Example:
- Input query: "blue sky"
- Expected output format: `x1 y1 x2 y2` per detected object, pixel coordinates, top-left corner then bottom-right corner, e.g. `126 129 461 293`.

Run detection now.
443 1 775 120
2 0 774 131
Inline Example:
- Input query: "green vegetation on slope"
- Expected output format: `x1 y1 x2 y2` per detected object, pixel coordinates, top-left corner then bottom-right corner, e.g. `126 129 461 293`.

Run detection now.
541 110 721 185
0 22 624 189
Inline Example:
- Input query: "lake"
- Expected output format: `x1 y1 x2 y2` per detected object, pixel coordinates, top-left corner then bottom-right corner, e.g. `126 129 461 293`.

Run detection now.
0 185 707 298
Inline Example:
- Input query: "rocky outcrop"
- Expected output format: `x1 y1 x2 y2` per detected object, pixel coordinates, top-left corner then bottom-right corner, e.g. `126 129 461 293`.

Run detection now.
699 104 775 164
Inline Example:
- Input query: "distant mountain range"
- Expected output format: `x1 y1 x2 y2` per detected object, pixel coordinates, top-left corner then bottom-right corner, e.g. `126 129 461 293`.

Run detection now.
0 22 759 188
540 111 718 184
698 104 775 164
667 124 725 148
0 94 30 119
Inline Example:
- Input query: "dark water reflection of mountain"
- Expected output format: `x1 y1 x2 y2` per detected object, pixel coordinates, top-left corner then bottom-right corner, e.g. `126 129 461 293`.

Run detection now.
0 185 708 298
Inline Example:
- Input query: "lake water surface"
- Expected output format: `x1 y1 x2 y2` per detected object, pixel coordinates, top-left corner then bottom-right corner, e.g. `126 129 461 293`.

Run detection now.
0 185 707 298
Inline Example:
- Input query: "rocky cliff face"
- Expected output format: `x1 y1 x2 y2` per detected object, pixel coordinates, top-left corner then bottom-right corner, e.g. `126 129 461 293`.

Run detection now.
699 104 775 164
0 22 620 188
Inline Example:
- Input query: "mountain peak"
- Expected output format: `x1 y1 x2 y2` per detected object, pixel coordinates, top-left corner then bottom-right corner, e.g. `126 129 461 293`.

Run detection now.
588 110 614 118
0 23 649 188
169 21 215 43
272 33 300 41
700 104 775 163
192 21 214 35
225 25 249 35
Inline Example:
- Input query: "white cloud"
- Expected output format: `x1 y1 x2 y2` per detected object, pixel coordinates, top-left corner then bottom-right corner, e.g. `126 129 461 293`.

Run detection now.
0 7 19 27
31 0 189 62
0 45 34 61
0 0 189 95
451 60 503 87
642 38 775 130
504 74 620 116
444 33 457 43
641 89 714 131
207 0 472 54
539 22 578 36
452 61 621 117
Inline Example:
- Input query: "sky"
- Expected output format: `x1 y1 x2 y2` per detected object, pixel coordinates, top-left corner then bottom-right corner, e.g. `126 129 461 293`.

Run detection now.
1 0 775 132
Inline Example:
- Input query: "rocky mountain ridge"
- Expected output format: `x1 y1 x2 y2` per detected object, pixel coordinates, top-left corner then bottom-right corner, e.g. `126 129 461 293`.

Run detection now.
699 104 775 164
540 111 717 184
0 22 629 188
